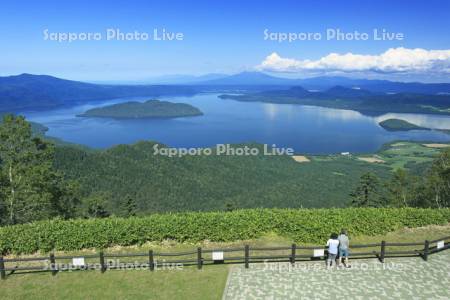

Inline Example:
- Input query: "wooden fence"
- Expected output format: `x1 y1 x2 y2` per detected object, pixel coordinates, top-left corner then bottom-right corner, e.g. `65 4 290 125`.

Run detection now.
0 235 449 279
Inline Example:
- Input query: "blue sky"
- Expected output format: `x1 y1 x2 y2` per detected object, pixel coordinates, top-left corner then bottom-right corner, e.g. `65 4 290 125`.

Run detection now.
0 0 449 82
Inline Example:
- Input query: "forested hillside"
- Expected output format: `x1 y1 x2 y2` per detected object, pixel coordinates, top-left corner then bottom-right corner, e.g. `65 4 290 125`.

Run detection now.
1 115 449 225
53 142 390 214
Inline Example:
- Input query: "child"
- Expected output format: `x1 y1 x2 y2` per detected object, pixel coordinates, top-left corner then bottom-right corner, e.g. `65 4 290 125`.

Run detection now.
326 233 339 268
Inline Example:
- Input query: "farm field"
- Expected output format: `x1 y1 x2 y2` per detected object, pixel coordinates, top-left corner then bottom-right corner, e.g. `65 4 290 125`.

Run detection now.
369 142 446 170
306 141 447 171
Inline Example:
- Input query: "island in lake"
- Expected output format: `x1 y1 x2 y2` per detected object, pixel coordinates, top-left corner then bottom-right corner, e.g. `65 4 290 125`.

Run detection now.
378 119 429 131
78 100 203 119
378 119 450 135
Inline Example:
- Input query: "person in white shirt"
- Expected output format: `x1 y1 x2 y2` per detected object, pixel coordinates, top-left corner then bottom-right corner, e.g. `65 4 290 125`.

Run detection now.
326 233 340 268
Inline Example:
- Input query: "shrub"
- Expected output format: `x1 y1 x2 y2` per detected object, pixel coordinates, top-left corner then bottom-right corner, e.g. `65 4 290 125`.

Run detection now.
0 208 449 254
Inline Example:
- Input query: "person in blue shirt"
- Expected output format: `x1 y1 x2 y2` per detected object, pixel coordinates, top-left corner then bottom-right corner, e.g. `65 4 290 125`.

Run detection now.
338 229 350 268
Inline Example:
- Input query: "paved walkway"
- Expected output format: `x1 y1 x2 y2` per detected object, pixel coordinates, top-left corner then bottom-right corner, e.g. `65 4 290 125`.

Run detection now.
222 251 450 299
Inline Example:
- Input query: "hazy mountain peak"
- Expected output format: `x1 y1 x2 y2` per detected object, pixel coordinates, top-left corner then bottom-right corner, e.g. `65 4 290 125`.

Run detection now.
325 85 373 97
198 71 296 85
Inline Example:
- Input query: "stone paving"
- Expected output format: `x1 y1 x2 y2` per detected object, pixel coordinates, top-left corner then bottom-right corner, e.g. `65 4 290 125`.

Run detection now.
222 251 450 299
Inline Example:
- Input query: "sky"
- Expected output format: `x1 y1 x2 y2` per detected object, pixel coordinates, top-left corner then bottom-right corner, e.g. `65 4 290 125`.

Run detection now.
0 0 449 82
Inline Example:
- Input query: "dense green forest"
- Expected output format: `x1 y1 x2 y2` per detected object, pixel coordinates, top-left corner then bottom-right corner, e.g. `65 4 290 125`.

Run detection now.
53 142 392 214
53 141 450 215
78 100 203 119
0 115 449 225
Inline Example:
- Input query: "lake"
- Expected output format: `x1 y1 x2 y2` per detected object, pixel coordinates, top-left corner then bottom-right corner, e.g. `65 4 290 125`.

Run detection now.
22 93 450 154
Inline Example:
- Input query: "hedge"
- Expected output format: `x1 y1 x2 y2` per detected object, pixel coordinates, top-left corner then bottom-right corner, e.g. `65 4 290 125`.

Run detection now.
1 208 449 254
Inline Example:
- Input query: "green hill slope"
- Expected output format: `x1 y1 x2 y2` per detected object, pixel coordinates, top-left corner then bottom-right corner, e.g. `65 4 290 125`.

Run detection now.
54 142 391 213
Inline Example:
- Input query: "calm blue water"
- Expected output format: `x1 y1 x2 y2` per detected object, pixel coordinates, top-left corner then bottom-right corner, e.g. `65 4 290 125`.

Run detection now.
21 93 450 154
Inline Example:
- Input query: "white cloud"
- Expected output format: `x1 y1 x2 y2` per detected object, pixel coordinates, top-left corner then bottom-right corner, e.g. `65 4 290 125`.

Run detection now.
257 48 450 74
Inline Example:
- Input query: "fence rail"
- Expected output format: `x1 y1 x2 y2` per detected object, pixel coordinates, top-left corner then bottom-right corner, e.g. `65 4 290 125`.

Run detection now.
0 235 449 280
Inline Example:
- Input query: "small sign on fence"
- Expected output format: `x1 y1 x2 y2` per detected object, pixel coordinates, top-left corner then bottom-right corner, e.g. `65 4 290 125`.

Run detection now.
437 240 445 249
313 249 324 257
72 257 86 266
212 251 224 261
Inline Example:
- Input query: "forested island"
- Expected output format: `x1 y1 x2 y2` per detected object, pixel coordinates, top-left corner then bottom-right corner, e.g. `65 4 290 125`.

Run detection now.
78 100 203 119
378 119 450 135
378 119 429 131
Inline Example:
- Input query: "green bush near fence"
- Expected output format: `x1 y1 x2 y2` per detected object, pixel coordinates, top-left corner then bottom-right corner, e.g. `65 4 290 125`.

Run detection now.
1 208 449 254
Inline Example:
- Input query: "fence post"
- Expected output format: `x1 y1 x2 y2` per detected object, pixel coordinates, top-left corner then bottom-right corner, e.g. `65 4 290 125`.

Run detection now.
149 250 154 271
50 253 57 276
380 241 386 263
0 256 5 280
423 240 429 261
244 245 249 269
99 251 106 273
290 244 296 265
197 247 202 270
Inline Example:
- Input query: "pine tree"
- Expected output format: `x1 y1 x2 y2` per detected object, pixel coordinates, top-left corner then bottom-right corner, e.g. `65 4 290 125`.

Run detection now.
121 194 137 217
350 172 383 207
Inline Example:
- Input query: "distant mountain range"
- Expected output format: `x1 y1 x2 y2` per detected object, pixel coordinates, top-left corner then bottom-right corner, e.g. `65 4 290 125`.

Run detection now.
196 72 450 94
145 73 227 84
0 74 197 112
1 73 450 112
196 72 295 86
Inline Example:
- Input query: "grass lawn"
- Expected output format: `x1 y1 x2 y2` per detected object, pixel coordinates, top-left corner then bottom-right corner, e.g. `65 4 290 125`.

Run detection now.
1 224 449 299
0 265 229 300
